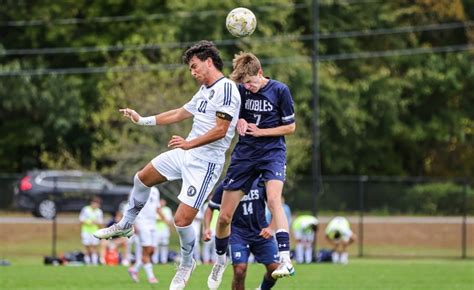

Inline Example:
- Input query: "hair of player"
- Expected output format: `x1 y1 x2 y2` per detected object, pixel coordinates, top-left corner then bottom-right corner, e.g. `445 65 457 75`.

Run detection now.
230 51 262 83
182 40 223 71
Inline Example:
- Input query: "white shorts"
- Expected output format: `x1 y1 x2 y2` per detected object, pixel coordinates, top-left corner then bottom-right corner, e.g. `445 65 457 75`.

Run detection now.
293 230 315 242
152 149 223 209
81 232 100 246
136 223 158 247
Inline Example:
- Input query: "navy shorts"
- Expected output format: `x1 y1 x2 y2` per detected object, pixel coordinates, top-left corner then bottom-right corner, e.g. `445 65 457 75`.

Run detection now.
223 160 286 192
230 239 279 265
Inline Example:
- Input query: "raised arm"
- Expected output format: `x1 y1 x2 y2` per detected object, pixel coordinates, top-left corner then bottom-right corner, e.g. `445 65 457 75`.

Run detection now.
119 107 193 125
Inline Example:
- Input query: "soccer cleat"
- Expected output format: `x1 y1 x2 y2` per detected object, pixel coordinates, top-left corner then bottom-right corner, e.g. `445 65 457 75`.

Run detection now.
271 261 295 279
207 262 227 290
169 259 197 290
148 277 159 284
128 268 139 283
93 223 134 240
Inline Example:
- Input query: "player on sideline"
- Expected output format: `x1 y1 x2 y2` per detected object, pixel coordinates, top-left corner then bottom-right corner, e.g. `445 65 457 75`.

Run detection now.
204 178 280 290
127 186 162 284
208 52 296 289
93 40 241 290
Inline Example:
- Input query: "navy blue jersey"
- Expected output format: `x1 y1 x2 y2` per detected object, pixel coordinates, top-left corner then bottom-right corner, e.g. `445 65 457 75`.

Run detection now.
232 79 295 163
209 178 269 244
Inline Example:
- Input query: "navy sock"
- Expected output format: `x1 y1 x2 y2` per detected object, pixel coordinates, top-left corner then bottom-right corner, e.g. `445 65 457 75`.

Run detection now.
215 235 229 256
260 276 276 290
275 231 290 252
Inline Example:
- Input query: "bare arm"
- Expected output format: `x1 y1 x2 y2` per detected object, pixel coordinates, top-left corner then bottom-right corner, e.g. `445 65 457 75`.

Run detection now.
168 117 231 150
119 107 193 125
246 122 296 137
202 207 214 242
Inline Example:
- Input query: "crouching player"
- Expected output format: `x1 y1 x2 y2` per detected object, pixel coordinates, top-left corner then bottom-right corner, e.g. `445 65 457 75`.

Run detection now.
325 216 356 264
204 177 279 290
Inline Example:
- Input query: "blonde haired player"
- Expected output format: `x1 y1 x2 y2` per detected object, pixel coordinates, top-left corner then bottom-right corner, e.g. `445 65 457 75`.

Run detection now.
325 216 356 264
209 52 296 289
94 40 241 290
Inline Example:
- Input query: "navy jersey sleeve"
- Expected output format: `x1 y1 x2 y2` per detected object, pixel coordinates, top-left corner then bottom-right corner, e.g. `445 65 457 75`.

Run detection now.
279 85 295 125
209 182 224 210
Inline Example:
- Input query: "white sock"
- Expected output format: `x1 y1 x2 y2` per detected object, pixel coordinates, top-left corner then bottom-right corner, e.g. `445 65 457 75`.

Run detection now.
175 224 196 267
143 263 155 279
280 251 291 263
160 245 169 264
133 259 142 272
118 174 151 229
84 254 91 265
216 253 226 265
332 251 340 263
91 253 99 265
295 243 304 263
340 252 349 264
304 247 313 263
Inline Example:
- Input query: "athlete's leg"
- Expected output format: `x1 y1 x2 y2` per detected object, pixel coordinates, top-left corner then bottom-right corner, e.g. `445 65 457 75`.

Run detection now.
215 189 245 262
259 263 278 290
119 163 167 229
265 180 294 278
232 264 248 290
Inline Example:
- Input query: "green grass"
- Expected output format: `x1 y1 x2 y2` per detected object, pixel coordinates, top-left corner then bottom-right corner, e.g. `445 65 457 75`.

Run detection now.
1 259 473 290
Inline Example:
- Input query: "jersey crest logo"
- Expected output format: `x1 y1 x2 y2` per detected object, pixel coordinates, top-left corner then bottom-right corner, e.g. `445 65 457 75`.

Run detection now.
187 185 197 197
209 89 215 100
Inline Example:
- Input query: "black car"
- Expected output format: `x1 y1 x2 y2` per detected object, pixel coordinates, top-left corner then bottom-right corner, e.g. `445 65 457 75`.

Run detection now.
14 170 132 219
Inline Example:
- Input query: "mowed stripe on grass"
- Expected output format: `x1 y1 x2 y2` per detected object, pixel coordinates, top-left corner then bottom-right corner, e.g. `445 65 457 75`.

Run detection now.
2 259 473 290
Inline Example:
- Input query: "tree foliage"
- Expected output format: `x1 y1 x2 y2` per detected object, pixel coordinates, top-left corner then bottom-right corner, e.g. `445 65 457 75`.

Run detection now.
0 0 472 183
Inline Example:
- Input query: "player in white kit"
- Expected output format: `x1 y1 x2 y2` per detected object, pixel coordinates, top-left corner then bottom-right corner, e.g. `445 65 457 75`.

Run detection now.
127 186 162 283
93 40 241 290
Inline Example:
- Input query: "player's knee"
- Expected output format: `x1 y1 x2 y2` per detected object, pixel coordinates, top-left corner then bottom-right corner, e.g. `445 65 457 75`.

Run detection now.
233 266 247 280
218 212 233 226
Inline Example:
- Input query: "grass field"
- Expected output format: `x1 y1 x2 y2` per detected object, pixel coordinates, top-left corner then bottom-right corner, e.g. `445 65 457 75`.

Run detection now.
1 259 473 290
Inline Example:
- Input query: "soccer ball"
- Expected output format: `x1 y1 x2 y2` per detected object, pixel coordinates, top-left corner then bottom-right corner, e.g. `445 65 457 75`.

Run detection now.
226 7 257 37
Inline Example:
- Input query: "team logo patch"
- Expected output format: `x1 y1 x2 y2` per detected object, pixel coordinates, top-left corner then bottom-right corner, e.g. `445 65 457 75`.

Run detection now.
187 185 197 197
235 252 241 259
209 89 215 100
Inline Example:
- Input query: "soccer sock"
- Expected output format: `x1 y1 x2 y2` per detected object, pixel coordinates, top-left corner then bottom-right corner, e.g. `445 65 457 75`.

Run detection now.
340 252 349 264
133 259 142 272
160 245 169 264
91 253 99 265
295 243 304 263
118 174 151 229
175 224 196 267
332 251 340 263
260 275 276 290
215 236 229 264
275 230 291 262
304 247 313 263
143 263 155 279
84 254 91 265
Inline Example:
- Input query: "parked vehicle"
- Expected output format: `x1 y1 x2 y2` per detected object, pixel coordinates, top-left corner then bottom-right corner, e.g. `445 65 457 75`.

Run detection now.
14 170 132 219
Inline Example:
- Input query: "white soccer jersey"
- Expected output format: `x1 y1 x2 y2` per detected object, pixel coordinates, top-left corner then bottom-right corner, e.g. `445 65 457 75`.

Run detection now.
136 187 161 225
183 77 241 164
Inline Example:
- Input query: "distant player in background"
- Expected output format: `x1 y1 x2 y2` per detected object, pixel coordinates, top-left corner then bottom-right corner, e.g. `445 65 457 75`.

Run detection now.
325 216 356 264
153 198 173 264
79 196 103 265
94 40 241 290
209 51 296 289
292 215 319 264
127 186 162 284
100 211 130 266
204 178 280 290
